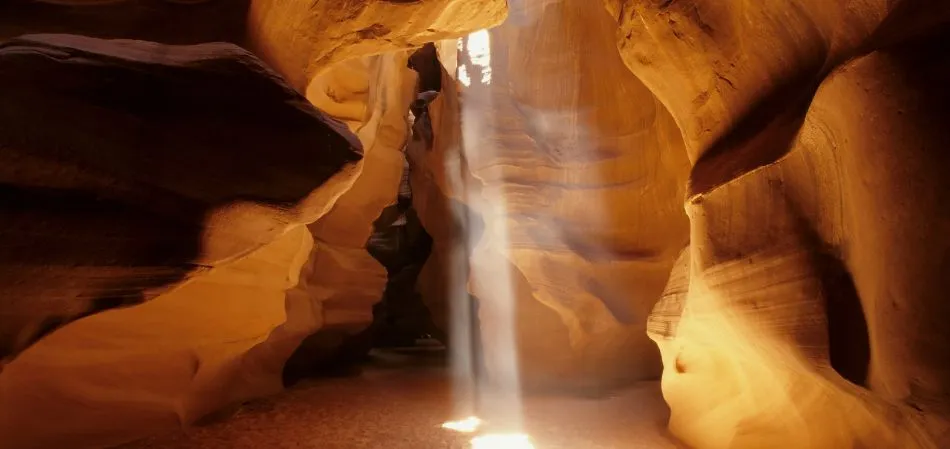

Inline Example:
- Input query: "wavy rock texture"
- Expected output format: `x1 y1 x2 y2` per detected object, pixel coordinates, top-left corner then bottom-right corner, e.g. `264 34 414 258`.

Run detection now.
405 51 470 341
0 0 508 377
0 1 509 446
6 1 950 449
604 1 950 447
248 0 508 90
0 34 361 362
279 52 419 382
0 35 360 448
441 0 691 390
0 226 315 449
0 0 509 90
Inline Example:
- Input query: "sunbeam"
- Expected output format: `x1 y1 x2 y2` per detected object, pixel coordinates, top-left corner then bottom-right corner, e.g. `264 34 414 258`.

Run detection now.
443 26 532 448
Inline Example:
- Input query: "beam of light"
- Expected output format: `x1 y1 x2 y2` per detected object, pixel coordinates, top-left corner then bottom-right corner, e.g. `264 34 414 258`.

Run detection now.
458 64 472 88
447 29 493 425
471 433 536 449
466 30 492 85
457 30 492 87
441 416 483 433
444 29 483 415
446 24 531 447
459 26 526 432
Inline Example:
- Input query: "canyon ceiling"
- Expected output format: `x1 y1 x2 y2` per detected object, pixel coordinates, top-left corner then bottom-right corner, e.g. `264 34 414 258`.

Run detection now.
1 1 949 448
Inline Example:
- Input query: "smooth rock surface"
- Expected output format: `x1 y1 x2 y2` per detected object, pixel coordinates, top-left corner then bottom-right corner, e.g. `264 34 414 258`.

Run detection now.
0 226 315 449
4 2 950 449
448 0 691 390
604 1 950 447
0 34 361 360
280 52 419 383
0 0 509 91
0 3 509 440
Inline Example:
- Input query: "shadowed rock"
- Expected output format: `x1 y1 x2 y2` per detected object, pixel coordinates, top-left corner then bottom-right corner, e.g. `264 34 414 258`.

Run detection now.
0 34 362 360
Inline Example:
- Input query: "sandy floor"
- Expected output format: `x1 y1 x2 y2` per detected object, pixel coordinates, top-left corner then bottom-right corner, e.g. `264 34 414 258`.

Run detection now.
119 349 684 449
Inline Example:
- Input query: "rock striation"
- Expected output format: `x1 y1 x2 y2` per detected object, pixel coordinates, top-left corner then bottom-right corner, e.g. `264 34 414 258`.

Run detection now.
280 52 419 383
0 34 361 361
0 3 509 446
0 0 509 91
605 0 950 447
0 34 360 448
452 0 691 390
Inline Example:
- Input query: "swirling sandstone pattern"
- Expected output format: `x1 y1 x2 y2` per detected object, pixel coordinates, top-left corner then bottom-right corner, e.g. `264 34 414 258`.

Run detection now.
0 0 509 90
0 2 508 446
605 0 950 447
0 34 362 361
0 35 360 448
447 0 691 390
3 1 950 448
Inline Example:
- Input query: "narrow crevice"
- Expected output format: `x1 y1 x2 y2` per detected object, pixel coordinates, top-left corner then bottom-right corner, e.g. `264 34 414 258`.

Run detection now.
820 253 870 387
284 43 478 385
359 44 447 350
364 157 440 349
283 50 443 385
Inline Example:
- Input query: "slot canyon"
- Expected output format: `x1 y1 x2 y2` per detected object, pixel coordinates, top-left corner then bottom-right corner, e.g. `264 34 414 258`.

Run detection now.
1 0 949 448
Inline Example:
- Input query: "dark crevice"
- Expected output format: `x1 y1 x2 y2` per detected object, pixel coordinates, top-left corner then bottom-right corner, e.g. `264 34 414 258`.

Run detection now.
817 252 870 387
282 124 437 386
407 42 442 93
364 159 439 349
364 44 447 350
283 44 449 386
783 195 870 387
283 326 371 386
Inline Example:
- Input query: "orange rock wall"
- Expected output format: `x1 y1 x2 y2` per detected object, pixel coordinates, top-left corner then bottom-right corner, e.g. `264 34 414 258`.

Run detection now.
419 0 692 390
0 2 508 447
606 0 950 447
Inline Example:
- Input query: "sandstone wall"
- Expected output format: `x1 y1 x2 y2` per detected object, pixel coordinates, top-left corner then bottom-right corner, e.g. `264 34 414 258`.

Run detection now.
6 1 950 448
0 35 357 448
457 0 691 390
0 2 509 446
280 53 419 382
606 1 950 447
0 0 509 91
0 34 361 362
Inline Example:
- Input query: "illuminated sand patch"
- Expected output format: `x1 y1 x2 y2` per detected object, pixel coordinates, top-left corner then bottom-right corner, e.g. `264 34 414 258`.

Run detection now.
441 416 484 433
441 418 535 449
471 433 536 449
